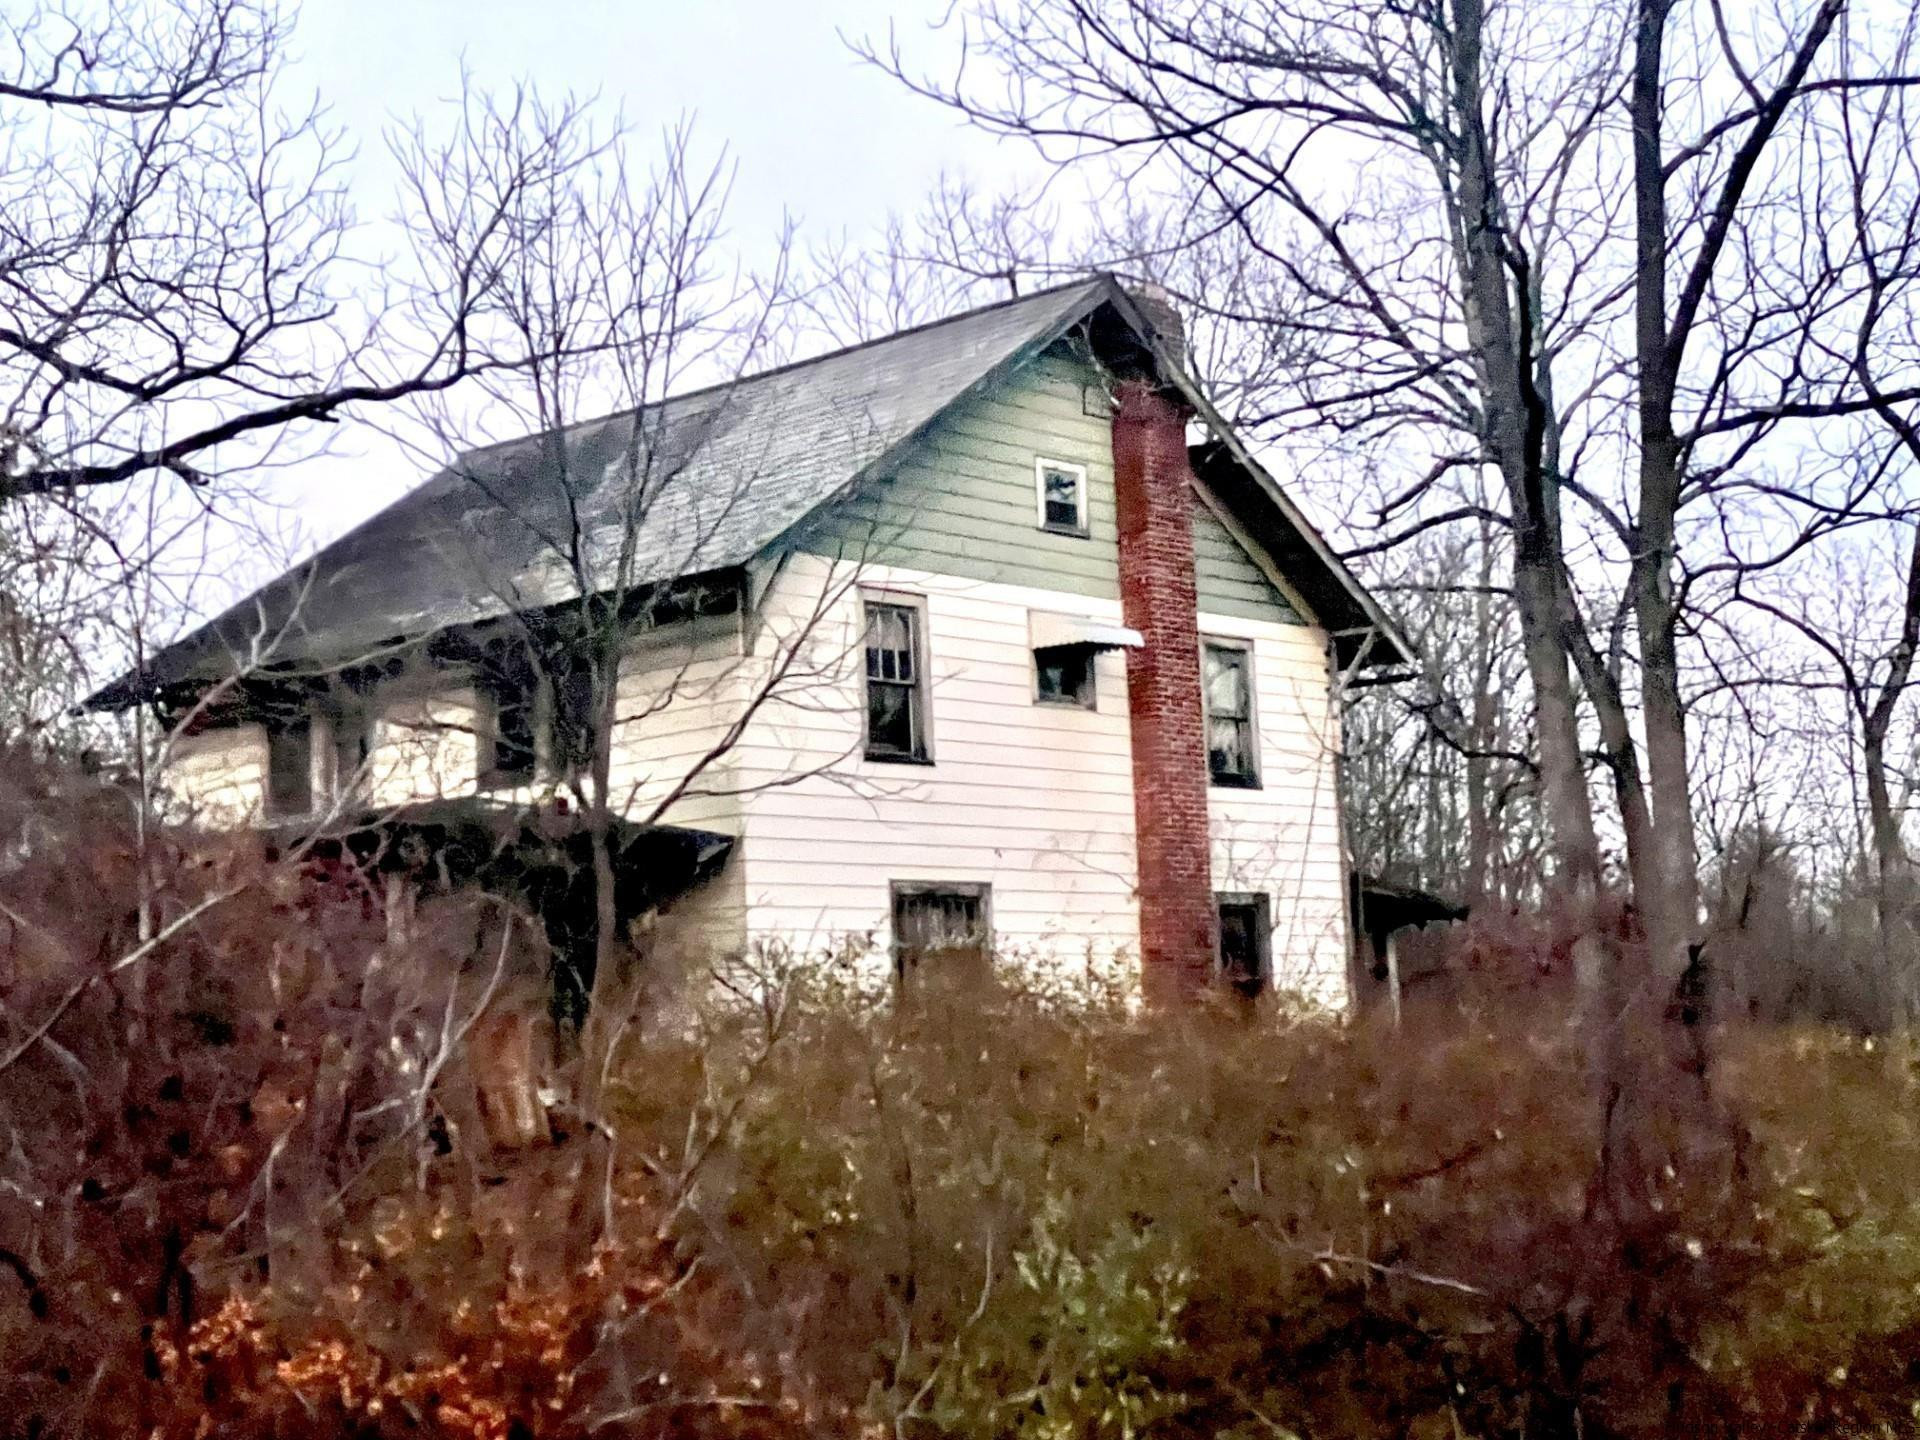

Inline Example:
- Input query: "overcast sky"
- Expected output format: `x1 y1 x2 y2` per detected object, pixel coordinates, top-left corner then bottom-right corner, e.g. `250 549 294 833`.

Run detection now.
235 0 1006 583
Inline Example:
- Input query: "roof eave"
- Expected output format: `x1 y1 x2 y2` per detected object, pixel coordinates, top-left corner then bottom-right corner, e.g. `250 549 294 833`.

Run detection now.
1094 286 1416 670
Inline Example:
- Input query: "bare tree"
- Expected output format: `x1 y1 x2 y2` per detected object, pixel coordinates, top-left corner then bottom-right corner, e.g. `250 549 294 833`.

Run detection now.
1346 505 1543 910
388 88 873 1078
0 0 578 501
862 0 1920 1021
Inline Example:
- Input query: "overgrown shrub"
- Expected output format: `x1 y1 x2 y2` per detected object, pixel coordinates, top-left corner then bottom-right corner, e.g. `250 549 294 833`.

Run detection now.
4 757 1920 1438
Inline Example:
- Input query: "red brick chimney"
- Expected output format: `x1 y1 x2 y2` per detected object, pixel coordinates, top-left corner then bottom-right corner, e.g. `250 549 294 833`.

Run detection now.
1112 375 1216 999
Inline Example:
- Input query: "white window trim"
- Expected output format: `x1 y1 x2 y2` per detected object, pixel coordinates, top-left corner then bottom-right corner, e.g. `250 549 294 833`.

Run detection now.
1034 457 1090 537
1202 634 1262 789
861 588 935 764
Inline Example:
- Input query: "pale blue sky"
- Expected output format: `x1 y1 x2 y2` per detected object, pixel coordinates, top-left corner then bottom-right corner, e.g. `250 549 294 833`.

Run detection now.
292 0 993 247
245 0 1008 575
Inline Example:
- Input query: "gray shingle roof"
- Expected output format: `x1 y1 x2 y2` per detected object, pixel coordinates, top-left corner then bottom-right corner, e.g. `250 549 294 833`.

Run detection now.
92 277 1117 704
90 272 1413 709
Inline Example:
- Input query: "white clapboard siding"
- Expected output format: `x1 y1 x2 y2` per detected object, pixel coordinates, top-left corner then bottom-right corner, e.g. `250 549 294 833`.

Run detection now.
1199 614 1350 1005
723 546 1349 1005
166 724 268 826
726 550 1144 979
158 611 750 827
605 609 749 834
366 685 483 806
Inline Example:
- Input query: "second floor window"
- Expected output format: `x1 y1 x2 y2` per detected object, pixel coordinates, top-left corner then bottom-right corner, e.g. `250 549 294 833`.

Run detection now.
1036 459 1088 535
1204 640 1258 787
865 599 928 762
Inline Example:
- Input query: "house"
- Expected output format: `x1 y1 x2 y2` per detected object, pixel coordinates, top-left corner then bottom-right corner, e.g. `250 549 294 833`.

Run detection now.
88 275 1415 1007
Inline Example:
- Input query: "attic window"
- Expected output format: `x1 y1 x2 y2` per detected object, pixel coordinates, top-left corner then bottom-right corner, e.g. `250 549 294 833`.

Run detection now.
1036 459 1088 536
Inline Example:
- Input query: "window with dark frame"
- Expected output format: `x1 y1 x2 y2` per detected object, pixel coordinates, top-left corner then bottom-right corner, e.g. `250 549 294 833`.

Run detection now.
327 701 372 799
1216 894 1271 997
477 664 539 787
1036 459 1088 535
265 718 313 819
1035 646 1096 707
892 883 991 981
1204 641 1258 786
864 599 928 761
549 656 596 780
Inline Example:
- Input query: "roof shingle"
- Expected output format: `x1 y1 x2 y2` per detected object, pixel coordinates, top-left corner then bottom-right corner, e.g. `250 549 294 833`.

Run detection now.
95 277 1114 703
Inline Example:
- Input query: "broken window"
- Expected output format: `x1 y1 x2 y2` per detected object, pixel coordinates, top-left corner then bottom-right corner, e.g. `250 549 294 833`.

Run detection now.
892 883 991 982
1036 646 1095 707
265 718 313 819
1036 458 1088 535
865 599 928 762
1204 640 1258 787
1217 893 1271 997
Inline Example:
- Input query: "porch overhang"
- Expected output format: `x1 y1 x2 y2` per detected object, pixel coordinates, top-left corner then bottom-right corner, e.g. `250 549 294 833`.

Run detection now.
265 797 735 918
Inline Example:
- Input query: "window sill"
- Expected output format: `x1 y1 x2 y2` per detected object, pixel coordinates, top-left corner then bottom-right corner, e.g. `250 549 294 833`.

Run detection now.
1034 692 1096 711
475 772 537 793
1209 773 1262 791
865 751 935 767
1039 522 1091 539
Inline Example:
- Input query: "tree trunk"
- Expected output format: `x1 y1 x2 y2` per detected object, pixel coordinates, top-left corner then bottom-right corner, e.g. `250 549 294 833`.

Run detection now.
1448 0 1610 999
578 643 625 1113
1629 0 1700 988
1863 526 1920 1013
1463 516 1499 908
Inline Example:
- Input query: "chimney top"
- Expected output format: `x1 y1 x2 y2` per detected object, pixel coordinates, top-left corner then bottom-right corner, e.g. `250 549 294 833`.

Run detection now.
1126 282 1187 370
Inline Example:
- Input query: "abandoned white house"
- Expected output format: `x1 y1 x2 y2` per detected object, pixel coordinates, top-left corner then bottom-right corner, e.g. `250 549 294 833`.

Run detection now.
90 276 1431 1008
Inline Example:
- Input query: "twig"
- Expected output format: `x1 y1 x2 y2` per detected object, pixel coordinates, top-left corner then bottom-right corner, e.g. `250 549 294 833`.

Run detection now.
0 884 245 1077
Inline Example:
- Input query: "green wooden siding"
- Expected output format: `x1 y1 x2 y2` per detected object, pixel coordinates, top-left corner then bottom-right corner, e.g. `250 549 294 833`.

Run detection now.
1193 498 1303 624
796 344 1121 599
796 340 1304 627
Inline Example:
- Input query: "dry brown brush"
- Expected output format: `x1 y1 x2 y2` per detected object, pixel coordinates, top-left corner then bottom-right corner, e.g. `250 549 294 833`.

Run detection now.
2 757 1920 1438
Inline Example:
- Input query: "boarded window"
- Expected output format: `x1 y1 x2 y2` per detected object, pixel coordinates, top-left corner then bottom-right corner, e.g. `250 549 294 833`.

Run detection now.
892 883 991 981
265 719 313 818
1204 641 1258 786
865 600 928 761
1217 893 1271 997
1036 459 1088 535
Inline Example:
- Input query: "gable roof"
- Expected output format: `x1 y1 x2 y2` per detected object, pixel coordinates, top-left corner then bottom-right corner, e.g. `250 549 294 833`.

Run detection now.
88 274 1409 710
